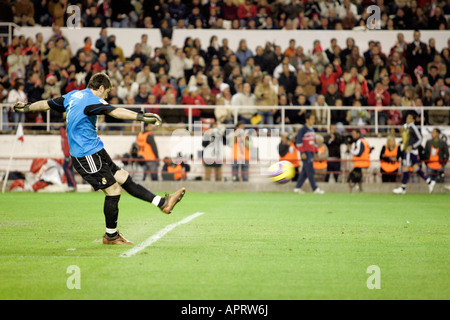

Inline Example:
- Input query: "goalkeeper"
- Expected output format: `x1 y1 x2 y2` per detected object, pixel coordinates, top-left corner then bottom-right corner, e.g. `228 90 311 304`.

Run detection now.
13 73 186 245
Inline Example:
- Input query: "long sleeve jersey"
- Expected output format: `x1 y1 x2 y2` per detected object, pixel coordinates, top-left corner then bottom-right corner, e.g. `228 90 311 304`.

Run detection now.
296 125 317 153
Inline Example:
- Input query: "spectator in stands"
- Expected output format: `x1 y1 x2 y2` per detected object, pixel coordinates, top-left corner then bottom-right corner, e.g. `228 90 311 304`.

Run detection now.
222 0 238 21
368 81 391 130
92 52 108 73
406 30 428 78
314 94 328 126
151 74 174 102
297 58 320 105
25 72 44 103
232 82 257 124
169 0 188 27
118 74 139 101
215 83 233 125
341 66 368 105
48 38 70 70
237 0 258 27
181 86 205 122
135 83 150 105
111 0 135 28
311 46 330 76
6 45 26 79
278 64 298 96
235 39 253 67
319 60 343 95
254 74 278 125
49 0 68 27
13 0 35 26
7 80 27 129
42 74 63 101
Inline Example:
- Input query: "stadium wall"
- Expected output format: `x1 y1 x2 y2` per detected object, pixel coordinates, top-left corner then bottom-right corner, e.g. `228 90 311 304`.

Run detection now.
0 130 442 172
16 27 450 58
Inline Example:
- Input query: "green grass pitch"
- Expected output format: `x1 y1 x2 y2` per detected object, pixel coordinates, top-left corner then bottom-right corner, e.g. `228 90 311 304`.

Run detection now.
0 191 448 300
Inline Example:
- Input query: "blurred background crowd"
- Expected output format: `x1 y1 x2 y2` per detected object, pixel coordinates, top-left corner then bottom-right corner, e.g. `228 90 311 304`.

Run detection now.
0 0 449 132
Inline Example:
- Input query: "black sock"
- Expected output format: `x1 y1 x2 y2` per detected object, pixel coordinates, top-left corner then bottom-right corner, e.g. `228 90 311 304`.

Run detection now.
104 195 120 236
121 176 165 207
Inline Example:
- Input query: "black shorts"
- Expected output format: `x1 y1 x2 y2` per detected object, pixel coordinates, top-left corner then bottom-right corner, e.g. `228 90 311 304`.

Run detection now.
72 149 121 191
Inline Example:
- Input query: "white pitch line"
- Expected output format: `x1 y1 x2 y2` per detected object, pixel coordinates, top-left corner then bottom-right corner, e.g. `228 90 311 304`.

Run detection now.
119 212 205 258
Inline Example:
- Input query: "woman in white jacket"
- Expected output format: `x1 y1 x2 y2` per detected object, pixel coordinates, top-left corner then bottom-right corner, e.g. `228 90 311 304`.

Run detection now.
7 81 27 129
168 48 188 81
117 74 139 101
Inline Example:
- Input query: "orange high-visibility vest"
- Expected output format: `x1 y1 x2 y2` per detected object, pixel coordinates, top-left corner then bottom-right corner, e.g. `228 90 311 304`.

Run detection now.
136 131 157 161
353 138 371 168
167 164 184 180
280 142 300 168
233 137 250 162
313 145 327 170
427 146 442 170
380 144 400 172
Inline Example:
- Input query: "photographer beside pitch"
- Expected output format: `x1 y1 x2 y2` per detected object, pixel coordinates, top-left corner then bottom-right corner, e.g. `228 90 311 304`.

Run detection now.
12 73 186 245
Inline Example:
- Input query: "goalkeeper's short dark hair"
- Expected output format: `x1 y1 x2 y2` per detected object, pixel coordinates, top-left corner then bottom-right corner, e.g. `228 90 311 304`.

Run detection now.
87 73 112 91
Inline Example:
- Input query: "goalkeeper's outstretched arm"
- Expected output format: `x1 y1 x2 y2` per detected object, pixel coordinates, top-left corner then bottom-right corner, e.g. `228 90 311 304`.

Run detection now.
13 100 50 112
107 108 162 126
14 100 162 126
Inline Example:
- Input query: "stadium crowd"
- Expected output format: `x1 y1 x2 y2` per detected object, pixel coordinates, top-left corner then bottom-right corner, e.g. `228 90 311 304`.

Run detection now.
0 0 449 132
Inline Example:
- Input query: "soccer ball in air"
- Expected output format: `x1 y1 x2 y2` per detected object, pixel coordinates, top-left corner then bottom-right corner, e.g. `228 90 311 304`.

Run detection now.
267 161 296 184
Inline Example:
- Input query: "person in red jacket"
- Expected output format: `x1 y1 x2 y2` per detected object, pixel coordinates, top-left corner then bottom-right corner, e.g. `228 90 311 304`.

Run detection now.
222 0 238 21
237 0 257 26
319 60 342 95
389 64 411 87
368 81 391 132
181 86 205 122
152 74 176 102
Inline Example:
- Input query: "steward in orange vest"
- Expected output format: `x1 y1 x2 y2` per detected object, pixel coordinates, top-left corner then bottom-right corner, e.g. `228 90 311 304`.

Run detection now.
278 134 300 168
424 128 449 182
313 139 328 171
136 127 160 181
162 157 188 181
347 129 371 191
136 130 158 162
379 136 401 183
279 134 300 181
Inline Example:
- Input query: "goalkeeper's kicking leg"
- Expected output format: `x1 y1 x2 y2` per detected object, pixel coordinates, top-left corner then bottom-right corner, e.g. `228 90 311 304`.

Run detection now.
102 169 186 245
101 169 186 245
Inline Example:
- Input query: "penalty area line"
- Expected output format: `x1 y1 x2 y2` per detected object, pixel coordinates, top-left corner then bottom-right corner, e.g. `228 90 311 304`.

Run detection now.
119 212 205 258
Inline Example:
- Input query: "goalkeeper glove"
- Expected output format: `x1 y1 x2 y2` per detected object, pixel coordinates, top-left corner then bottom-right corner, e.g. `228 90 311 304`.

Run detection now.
137 112 162 126
13 102 31 112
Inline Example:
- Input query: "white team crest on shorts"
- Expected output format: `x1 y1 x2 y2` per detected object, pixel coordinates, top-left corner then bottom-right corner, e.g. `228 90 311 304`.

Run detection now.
102 177 107 185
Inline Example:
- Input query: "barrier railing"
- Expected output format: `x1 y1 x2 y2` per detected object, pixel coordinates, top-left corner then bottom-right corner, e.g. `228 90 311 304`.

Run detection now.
0 22 20 46
0 104 449 134
1 156 448 185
